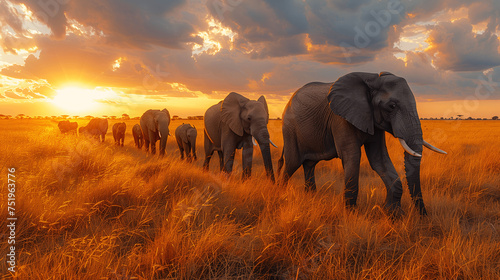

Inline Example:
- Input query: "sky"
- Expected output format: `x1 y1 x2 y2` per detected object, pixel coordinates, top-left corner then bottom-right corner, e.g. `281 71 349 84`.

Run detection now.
0 0 499 118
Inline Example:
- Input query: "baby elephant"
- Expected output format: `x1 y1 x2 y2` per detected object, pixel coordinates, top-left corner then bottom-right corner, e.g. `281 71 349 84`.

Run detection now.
58 120 78 134
112 122 126 146
132 124 144 149
175 123 197 162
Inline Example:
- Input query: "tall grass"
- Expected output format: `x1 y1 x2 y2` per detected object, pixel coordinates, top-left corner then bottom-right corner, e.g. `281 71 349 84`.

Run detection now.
1 119 499 279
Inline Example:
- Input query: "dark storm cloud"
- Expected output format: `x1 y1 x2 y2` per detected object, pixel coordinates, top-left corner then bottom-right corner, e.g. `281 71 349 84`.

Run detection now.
207 0 408 62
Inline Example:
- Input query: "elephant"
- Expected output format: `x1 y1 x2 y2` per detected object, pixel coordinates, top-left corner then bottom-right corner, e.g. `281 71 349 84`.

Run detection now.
203 92 276 182
140 109 171 156
112 122 126 146
277 72 447 215
58 120 77 134
132 124 144 149
175 123 198 162
79 118 108 142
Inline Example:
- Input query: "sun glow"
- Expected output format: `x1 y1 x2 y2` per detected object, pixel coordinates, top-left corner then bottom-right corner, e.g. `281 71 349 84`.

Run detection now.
51 87 99 112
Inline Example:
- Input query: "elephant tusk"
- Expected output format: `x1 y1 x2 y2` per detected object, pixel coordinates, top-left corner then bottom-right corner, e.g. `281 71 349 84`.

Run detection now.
398 138 422 157
252 137 258 146
269 138 278 148
423 140 447 155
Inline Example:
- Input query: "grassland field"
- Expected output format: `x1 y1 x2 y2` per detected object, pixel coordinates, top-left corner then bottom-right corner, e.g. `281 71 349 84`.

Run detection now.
1 119 500 279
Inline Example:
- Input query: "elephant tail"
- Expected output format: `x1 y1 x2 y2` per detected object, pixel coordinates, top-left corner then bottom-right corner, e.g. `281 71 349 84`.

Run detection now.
277 147 284 176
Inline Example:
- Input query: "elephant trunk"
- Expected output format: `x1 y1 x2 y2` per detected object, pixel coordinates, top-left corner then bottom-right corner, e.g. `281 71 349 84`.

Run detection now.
259 143 275 183
192 136 197 160
253 127 275 183
403 135 426 215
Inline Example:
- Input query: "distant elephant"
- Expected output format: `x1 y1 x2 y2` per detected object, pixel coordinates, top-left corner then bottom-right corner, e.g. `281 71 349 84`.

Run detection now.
203 92 276 182
132 124 144 149
277 72 447 215
175 123 197 162
79 118 108 142
112 122 126 146
58 120 77 134
140 109 170 156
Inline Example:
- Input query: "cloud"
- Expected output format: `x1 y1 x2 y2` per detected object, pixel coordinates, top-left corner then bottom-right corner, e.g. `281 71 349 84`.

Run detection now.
13 0 202 48
0 1 24 34
1 0 500 106
425 19 500 71
4 89 26 99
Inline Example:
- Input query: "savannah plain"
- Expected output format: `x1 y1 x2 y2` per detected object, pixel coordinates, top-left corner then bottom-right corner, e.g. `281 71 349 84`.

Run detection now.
1 118 500 279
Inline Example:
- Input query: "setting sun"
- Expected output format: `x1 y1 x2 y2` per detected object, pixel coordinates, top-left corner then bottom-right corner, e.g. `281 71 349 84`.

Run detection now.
51 87 99 112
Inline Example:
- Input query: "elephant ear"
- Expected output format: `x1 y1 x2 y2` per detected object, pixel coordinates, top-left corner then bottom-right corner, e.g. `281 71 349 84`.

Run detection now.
221 92 249 136
328 72 380 135
257 95 270 120
161 108 171 121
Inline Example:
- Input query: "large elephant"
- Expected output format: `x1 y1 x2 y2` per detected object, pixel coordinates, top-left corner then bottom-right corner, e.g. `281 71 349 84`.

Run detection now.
79 118 108 142
277 72 446 215
112 122 126 146
140 109 170 156
58 120 77 134
175 123 197 162
132 124 144 149
203 92 276 182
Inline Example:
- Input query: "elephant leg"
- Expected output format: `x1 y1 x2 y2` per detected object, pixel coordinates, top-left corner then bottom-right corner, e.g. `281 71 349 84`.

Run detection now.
183 142 191 162
203 132 213 171
364 136 403 211
241 139 253 180
178 141 185 160
149 131 156 154
145 138 150 153
217 151 224 172
303 160 318 191
222 143 237 174
281 159 301 187
340 148 361 207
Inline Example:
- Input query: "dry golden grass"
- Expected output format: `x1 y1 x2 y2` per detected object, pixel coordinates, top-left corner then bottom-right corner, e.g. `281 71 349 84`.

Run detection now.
1 119 499 279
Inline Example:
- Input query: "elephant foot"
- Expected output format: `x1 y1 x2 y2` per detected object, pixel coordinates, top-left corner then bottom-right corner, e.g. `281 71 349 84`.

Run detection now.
304 184 316 192
384 202 404 219
414 198 428 216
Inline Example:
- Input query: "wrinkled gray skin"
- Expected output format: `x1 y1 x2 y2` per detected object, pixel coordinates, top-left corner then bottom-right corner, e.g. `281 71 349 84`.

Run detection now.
278 72 427 215
132 124 144 149
175 123 198 162
79 118 108 142
203 92 275 182
140 109 170 156
112 122 126 146
58 120 78 134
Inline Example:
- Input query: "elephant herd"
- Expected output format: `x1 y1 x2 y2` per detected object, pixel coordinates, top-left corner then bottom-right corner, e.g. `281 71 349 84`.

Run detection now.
58 72 448 216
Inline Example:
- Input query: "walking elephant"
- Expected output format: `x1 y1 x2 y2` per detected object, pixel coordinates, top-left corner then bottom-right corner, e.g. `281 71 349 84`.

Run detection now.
132 124 144 149
203 92 276 182
79 118 108 142
175 123 197 162
277 72 447 215
58 120 77 134
112 122 126 146
140 109 170 156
